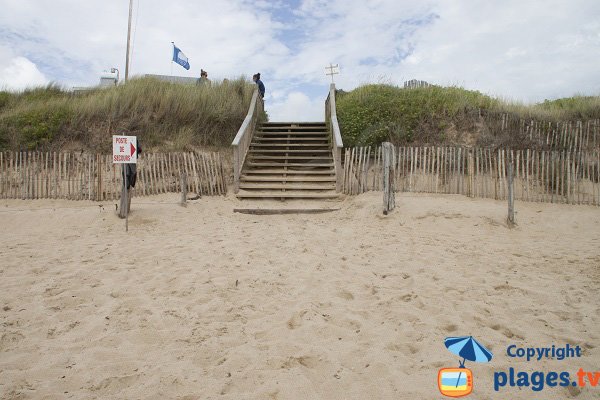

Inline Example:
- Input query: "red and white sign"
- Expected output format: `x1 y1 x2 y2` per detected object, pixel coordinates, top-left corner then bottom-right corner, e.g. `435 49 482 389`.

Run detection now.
112 135 137 163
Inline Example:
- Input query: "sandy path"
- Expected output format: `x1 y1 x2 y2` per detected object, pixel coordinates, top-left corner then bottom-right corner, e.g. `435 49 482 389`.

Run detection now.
1 193 599 399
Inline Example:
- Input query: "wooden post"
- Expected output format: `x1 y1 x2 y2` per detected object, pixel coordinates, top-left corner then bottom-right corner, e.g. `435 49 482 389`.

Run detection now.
180 172 187 206
118 164 129 231
507 157 516 227
382 142 395 215
467 150 474 197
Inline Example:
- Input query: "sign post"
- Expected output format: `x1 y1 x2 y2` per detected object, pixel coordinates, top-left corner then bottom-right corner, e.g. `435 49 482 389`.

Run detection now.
113 135 137 231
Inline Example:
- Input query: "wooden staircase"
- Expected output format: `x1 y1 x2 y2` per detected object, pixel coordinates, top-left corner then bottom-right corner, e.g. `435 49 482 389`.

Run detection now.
236 122 339 199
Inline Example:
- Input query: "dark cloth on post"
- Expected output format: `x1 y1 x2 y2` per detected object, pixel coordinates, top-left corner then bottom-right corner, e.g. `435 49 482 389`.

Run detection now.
125 163 137 189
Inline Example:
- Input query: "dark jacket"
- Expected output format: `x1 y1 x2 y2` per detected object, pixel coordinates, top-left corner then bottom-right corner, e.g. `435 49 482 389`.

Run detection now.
256 79 265 98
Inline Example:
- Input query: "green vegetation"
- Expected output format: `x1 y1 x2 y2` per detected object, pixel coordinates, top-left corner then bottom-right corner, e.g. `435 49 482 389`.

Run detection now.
0 77 255 152
536 96 600 120
2 78 597 152
336 84 600 147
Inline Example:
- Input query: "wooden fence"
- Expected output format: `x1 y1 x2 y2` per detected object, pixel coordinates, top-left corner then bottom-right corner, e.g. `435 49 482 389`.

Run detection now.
343 146 600 206
489 116 600 153
0 151 227 200
403 79 431 89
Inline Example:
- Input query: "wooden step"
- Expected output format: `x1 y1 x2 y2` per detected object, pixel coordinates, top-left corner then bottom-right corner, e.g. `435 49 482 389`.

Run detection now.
250 143 330 147
259 125 327 129
257 131 329 136
253 137 330 142
248 149 331 153
239 183 335 190
241 175 336 182
262 122 325 127
249 154 332 159
242 169 334 175
247 162 334 167
248 161 333 167
236 190 339 199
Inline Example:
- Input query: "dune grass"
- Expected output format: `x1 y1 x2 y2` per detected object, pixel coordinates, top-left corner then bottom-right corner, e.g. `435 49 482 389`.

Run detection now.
2 78 597 152
336 84 600 147
0 76 255 152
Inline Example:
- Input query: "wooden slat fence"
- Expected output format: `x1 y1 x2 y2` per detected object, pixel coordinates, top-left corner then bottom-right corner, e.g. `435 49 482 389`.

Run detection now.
491 117 600 153
0 151 227 200
343 146 600 206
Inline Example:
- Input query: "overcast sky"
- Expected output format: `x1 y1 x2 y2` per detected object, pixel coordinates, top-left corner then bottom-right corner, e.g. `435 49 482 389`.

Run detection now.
0 0 599 121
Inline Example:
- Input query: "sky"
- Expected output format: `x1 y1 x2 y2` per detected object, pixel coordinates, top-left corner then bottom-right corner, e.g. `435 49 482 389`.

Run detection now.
0 0 599 121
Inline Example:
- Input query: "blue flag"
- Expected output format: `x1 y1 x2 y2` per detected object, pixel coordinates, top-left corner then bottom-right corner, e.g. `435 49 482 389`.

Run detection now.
172 44 190 70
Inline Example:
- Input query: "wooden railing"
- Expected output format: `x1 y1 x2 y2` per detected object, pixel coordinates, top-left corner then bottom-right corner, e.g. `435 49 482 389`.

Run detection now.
232 88 263 193
342 145 600 206
325 83 343 192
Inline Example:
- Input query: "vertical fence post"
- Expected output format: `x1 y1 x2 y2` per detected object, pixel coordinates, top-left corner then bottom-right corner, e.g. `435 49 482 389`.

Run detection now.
180 172 187 206
507 157 516 226
467 149 474 197
382 142 395 215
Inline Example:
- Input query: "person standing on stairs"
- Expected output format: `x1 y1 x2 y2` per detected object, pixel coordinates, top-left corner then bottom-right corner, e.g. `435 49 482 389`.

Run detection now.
253 73 265 98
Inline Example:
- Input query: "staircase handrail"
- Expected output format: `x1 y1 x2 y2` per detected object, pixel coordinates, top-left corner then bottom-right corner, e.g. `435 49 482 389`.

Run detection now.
325 83 343 192
232 88 263 193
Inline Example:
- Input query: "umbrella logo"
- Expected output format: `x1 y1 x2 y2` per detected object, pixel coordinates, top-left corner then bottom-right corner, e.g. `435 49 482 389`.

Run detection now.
438 336 493 397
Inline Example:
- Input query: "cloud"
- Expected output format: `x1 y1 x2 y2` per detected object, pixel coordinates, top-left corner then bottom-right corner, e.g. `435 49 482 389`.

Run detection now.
395 0 600 102
0 46 48 90
0 0 598 120
268 91 324 122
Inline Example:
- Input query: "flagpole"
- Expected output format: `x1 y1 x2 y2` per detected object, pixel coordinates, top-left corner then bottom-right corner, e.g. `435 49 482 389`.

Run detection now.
125 0 133 81
170 42 174 76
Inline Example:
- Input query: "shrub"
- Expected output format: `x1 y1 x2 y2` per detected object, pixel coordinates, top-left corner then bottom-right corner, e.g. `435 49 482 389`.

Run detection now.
336 83 600 148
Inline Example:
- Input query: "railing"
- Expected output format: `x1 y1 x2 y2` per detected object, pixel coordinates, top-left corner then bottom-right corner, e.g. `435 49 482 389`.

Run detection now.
325 83 343 192
232 88 263 193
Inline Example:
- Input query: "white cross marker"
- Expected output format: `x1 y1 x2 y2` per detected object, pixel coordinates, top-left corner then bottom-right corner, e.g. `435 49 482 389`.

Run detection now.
324 63 340 83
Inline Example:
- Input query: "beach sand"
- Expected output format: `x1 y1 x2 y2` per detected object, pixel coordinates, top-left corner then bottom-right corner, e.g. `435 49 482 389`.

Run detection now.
1 192 599 399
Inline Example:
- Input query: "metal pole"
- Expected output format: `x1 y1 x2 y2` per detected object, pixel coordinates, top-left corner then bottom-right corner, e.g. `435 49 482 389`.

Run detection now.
125 0 133 81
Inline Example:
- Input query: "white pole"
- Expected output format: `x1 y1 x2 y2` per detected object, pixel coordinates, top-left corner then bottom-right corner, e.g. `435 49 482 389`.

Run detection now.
170 42 174 76
125 0 133 81
330 63 334 83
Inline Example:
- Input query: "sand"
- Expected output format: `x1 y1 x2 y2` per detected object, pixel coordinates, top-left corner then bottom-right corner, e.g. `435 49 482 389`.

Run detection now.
1 192 599 399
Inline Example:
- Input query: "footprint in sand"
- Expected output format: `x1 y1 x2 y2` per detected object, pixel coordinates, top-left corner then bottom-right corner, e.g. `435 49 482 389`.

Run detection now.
89 373 141 392
287 310 308 330
337 290 354 300
43 286 65 297
0 331 25 351
583 342 595 350
490 324 524 340
281 355 319 369
400 293 417 302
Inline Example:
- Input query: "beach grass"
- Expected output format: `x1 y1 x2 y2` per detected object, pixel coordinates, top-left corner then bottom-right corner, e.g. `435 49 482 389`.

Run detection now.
336 84 600 147
0 76 255 152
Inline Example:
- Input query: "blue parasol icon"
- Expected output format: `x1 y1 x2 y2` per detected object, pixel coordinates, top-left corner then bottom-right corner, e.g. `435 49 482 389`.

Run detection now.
444 336 493 388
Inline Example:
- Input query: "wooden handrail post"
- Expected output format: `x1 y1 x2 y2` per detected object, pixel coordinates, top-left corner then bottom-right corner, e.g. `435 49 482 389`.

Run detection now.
325 83 344 192
232 88 262 193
